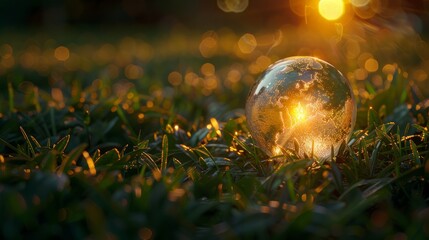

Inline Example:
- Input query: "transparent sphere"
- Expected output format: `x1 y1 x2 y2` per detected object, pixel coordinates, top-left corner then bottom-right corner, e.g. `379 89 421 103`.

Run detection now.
245 56 356 159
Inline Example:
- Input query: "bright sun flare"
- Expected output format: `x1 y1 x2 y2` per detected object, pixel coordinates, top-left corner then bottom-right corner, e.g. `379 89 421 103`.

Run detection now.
292 102 306 122
318 0 344 21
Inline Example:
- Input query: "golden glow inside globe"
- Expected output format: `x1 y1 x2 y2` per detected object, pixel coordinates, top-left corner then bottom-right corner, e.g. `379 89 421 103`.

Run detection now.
245 56 356 159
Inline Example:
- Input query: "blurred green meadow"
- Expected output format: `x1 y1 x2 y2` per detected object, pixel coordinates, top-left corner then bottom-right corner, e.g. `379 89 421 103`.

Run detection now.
0 0 429 239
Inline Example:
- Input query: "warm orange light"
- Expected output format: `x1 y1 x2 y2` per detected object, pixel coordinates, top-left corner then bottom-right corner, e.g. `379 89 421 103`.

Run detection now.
292 103 306 122
364 58 379 72
318 0 344 21
168 71 183 86
54 46 70 61
349 0 369 7
82 151 96 175
238 33 257 54
199 36 218 58
272 146 282 156
125 64 143 80
217 0 249 13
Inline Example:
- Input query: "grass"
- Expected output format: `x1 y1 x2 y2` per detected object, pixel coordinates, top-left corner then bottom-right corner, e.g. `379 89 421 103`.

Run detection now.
0 32 429 239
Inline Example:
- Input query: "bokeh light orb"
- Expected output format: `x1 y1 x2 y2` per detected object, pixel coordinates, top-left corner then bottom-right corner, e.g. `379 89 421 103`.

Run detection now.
245 56 356 159
318 0 345 21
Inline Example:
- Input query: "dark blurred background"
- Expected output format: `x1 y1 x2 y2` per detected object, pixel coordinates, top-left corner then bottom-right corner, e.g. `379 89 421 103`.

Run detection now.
0 0 426 32
0 0 292 30
0 0 295 29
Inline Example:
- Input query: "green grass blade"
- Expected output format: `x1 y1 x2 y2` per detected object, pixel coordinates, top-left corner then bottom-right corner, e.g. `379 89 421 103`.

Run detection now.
367 107 381 130
369 140 381 176
40 150 58 172
0 137 31 160
30 136 42 148
409 140 421 165
53 135 70 153
58 144 87 173
95 148 120 166
160 134 168 171
92 149 101 161
330 160 344 193
141 152 159 173
20 126 35 157
286 178 296 202
339 178 391 200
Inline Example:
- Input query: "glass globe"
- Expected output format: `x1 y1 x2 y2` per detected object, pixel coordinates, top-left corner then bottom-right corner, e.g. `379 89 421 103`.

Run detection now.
245 56 356 159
